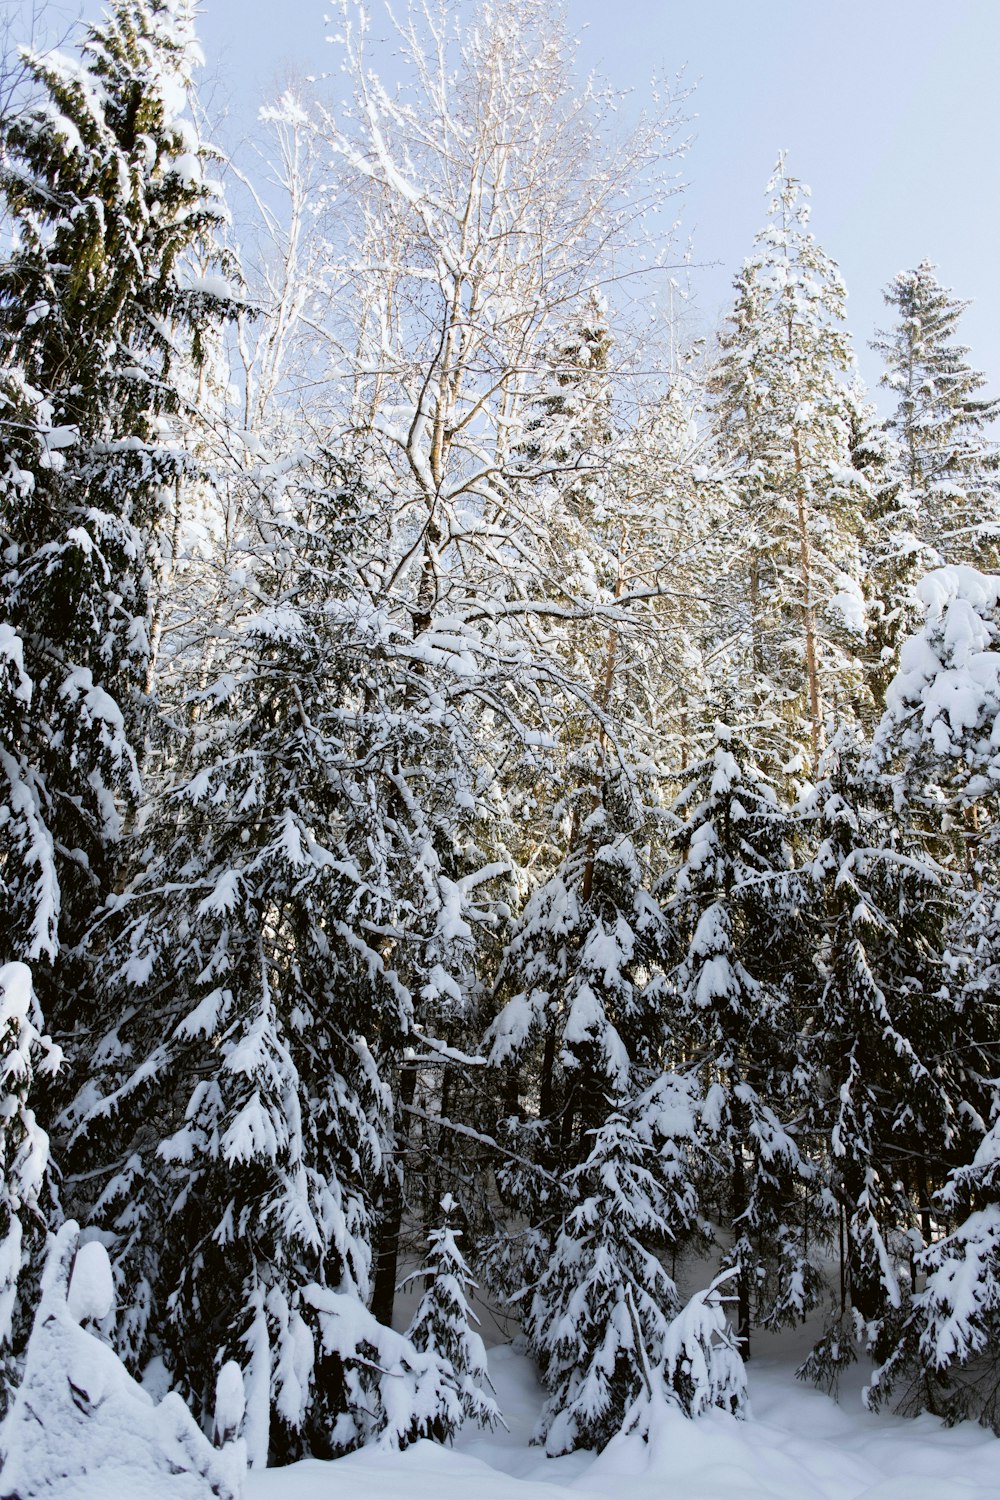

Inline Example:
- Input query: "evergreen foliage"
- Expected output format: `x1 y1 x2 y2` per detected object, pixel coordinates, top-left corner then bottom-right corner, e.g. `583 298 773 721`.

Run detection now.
664 718 818 1354
660 1267 748 1420
403 1194 502 1442
864 565 1000 1431
799 727 958 1374
847 388 931 716
64 458 493 1460
874 261 1000 567
0 0 237 1412
0 0 237 967
867 1161 1000 1431
0 1221 247 1498
709 160 868 760
526 1077 702 1453
0 961 61 1409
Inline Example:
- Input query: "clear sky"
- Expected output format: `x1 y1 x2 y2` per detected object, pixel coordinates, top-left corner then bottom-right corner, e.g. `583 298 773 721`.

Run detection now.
189 0 1000 409
16 0 1000 407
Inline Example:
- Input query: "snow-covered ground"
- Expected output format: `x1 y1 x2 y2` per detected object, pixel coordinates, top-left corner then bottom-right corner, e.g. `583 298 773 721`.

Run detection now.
6 1228 997 1498
245 1327 999 1500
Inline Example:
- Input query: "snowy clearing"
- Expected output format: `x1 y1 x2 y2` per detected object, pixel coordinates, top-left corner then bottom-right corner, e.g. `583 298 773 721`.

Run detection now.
244 1333 997 1500
12 1333 997 1500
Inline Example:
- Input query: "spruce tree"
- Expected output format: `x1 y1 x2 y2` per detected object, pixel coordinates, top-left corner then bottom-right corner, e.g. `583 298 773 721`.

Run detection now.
0 962 61 1410
874 261 1000 567
866 567 1000 1428
876 565 1000 852
516 290 614 509
0 1222 246 1498
709 160 869 762
867 1113 1000 1432
663 717 817 1356
846 386 932 717
485 804 699 1447
486 826 666 1190
659 1268 748 1421
0 0 235 1404
798 726 960 1385
65 454 495 1461
526 1077 701 1454
403 1194 502 1442
0 0 236 969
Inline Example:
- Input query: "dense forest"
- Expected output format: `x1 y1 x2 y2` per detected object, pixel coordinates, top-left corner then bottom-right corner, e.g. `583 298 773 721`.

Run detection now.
1 0 999 1483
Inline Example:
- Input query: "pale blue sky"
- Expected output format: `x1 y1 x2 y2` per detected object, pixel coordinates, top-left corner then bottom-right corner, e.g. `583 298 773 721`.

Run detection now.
190 0 1000 408
18 0 1000 406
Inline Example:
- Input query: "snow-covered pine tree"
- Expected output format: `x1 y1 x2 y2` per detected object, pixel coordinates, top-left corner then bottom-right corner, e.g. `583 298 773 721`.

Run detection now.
846 385 933 717
659 1267 748 1422
526 1076 701 1454
62 465 388 1463
866 564 1000 1429
0 962 61 1411
496 376 744 1427
873 261 1000 568
0 0 237 971
875 565 1000 866
402 1193 502 1442
708 160 869 763
865 1119 1000 1431
485 796 703 1450
0 0 235 1413
797 725 960 1384
865 838 1000 1427
516 290 614 499
63 448 499 1463
0 1221 246 1498
663 716 818 1357
485 822 669 1218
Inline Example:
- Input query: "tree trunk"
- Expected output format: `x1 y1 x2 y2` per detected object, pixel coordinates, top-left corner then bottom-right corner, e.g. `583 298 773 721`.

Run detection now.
839 1200 847 1318
748 552 765 678
581 527 626 902
792 436 822 762
732 1145 751 1361
371 1060 417 1326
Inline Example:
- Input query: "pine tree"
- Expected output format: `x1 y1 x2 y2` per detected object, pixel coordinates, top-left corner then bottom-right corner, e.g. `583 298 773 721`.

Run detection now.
0 962 61 1409
403 1194 502 1442
659 1267 748 1421
484 798 700 1445
487 819 671 1182
526 1077 701 1454
0 0 239 1438
846 385 932 716
63 452 499 1461
0 0 236 970
516 290 614 507
663 717 818 1356
0 1222 246 1497
0 2 235 1400
867 1116 1000 1432
709 160 869 762
876 565 1000 857
873 261 1000 567
797 726 961 1384
865 567 1000 1429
